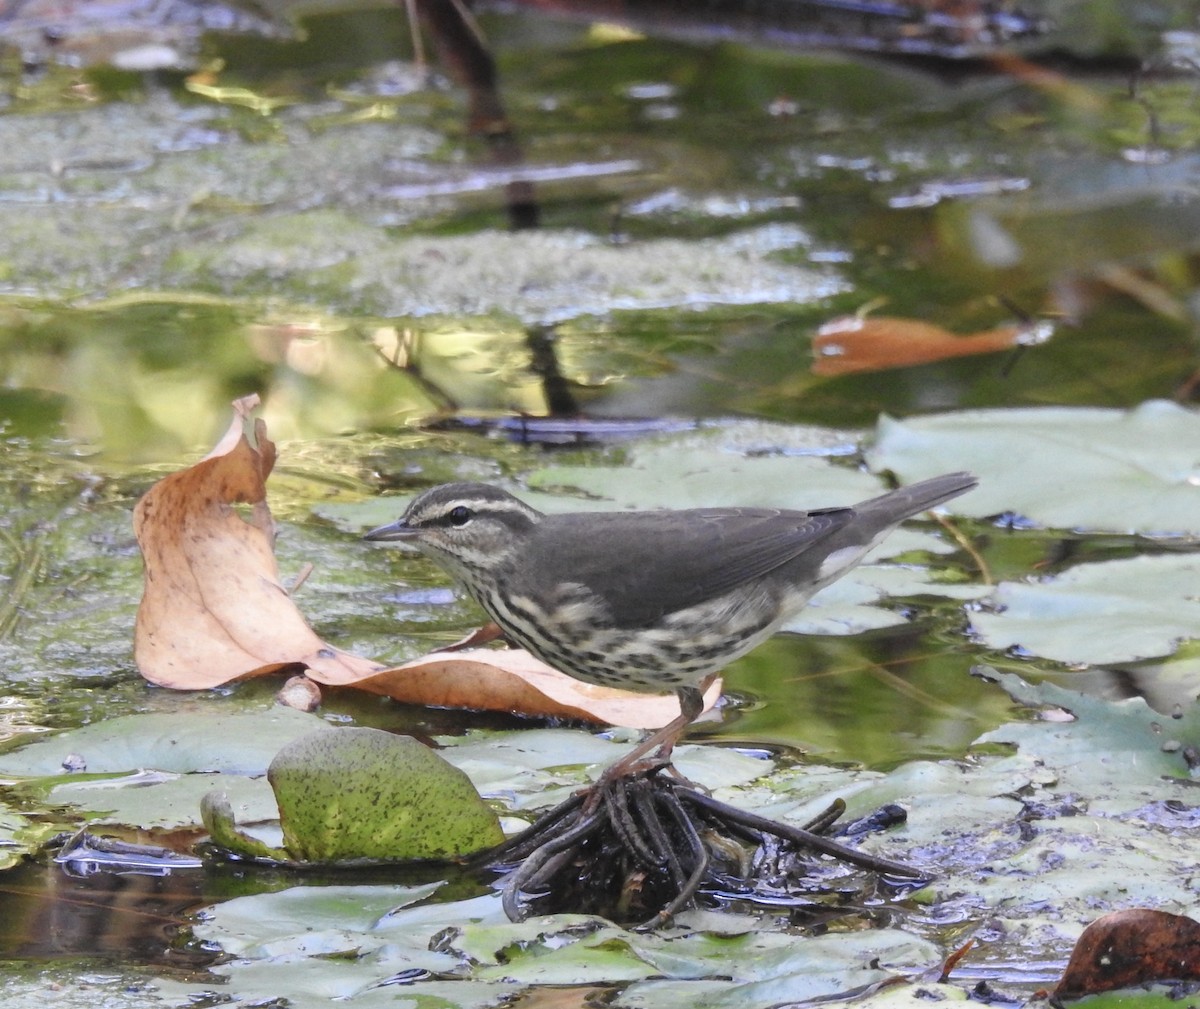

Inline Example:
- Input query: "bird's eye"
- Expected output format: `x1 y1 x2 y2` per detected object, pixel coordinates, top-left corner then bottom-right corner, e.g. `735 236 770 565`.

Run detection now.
447 505 472 527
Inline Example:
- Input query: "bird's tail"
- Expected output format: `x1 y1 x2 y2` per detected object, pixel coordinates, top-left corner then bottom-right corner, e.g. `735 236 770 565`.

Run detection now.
855 471 977 531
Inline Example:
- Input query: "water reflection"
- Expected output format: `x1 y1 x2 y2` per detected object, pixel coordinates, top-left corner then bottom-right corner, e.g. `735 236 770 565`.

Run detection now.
0 857 209 965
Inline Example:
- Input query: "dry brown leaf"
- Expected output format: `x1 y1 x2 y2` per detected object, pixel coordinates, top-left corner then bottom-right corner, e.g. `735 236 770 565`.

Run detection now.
811 315 1032 376
1055 907 1200 999
133 396 716 729
346 648 722 729
134 394 383 688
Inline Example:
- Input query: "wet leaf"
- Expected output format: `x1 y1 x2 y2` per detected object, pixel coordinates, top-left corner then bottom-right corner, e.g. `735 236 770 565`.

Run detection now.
133 393 382 688
267 727 503 860
1055 908 1200 999
811 314 1044 376
867 400 1200 535
970 554 1200 664
347 649 722 730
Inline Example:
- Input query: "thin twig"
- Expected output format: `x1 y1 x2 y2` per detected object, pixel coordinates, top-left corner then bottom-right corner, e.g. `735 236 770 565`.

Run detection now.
677 788 926 879
636 788 710 929
604 777 663 869
501 808 606 920
477 790 586 865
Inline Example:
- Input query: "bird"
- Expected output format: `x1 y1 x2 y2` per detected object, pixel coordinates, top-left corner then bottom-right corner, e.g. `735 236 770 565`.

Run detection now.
365 472 977 782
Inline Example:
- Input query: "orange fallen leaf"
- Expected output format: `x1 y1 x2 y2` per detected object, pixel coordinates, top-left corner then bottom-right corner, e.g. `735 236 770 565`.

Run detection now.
1055 908 1200 1000
133 394 384 688
348 648 722 729
811 315 1052 376
133 395 718 729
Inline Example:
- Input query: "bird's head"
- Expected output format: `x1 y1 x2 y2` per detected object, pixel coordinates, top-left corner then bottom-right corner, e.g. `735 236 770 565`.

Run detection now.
364 482 540 578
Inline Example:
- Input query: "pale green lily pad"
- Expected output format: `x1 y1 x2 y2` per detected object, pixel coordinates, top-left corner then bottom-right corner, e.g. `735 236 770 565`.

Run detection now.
47 770 277 830
200 881 448 957
970 553 1200 665
435 727 772 811
867 400 1200 535
0 707 329 777
976 670 1200 795
0 707 327 834
787 561 987 635
529 424 888 512
615 930 937 1008
267 727 503 861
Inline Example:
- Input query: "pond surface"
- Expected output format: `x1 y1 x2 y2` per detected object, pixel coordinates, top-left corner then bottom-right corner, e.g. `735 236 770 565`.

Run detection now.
0 2 1197 1005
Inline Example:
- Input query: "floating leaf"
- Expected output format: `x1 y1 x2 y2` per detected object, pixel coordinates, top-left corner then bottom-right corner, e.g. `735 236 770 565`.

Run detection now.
811 314 1047 376
868 400 1200 535
971 554 1200 665
268 727 503 861
975 670 1199 789
0 707 328 777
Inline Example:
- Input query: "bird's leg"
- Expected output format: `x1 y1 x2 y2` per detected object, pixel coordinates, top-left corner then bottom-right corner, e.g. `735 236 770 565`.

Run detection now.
595 685 706 787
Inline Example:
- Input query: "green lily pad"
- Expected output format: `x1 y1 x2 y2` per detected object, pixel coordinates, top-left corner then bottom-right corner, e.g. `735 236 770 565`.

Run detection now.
867 400 1200 535
0 707 329 777
970 553 1200 665
267 727 503 861
47 770 278 830
976 669 1200 794
0 707 329 834
528 423 885 512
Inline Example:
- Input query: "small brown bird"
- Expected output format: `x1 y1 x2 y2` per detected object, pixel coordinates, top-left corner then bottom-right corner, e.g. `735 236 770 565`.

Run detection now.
366 472 976 780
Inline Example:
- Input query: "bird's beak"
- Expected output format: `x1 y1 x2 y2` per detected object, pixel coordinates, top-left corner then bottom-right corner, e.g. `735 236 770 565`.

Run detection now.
363 519 419 542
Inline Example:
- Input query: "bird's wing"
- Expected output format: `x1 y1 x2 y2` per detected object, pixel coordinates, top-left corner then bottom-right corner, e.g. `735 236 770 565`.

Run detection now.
521 508 856 627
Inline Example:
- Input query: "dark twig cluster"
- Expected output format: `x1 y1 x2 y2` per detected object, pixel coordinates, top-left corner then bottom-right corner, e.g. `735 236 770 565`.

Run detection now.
480 766 927 929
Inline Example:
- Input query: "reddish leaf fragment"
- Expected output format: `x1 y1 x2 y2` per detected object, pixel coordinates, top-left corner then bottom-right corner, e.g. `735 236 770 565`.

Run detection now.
1055 908 1200 999
939 938 977 982
811 315 1050 376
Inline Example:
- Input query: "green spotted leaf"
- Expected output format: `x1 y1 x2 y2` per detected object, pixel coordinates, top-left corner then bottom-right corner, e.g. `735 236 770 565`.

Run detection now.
268 727 503 861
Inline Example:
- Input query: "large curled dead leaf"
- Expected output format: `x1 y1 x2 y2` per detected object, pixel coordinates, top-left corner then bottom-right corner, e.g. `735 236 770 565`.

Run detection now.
133 394 384 688
133 395 717 729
